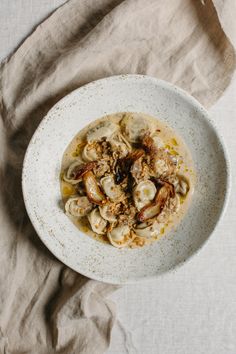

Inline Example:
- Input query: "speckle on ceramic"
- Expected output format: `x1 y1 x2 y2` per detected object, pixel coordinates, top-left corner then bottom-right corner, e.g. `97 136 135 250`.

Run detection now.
22 75 230 284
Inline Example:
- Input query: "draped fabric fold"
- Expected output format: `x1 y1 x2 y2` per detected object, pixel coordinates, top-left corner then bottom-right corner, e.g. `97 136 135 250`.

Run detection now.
0 0 235 352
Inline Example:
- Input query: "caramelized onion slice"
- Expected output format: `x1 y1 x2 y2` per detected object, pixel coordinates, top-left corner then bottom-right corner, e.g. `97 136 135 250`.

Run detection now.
137 182 174 222
83 171 106 205
74 161 97 179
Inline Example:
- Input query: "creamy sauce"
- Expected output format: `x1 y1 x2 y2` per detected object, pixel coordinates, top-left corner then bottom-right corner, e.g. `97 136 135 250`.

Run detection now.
60 112 195 246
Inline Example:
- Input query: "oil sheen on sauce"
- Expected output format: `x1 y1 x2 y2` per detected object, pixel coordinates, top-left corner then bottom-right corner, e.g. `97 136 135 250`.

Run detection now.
60 113 196 246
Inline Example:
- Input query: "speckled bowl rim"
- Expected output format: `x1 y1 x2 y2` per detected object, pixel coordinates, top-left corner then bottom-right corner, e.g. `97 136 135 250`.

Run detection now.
22 74 231 284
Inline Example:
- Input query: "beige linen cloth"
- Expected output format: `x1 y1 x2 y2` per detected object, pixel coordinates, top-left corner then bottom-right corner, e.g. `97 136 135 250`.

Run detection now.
0 0 235 353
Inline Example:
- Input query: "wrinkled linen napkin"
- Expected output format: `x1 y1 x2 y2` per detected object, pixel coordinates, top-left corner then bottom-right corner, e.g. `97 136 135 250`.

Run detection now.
0 0 235 353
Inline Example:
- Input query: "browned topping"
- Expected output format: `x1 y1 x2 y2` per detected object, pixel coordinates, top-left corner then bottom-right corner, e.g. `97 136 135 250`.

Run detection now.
141 134 176 177
62 114 192 249
117 203 136 225
100 140 112 158
93 159 110 178
115 149 145 184
74 161 97 180
82 171 106 205
129 149 145 160
131 157 150 184
137 182 174 222
142 134 157 154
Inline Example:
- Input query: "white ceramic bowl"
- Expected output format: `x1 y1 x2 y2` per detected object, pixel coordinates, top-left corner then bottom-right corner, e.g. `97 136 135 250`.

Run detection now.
22 75 230 284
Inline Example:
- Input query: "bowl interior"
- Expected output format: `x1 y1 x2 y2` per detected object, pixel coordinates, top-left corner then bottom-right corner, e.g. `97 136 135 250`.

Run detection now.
22 75 229 284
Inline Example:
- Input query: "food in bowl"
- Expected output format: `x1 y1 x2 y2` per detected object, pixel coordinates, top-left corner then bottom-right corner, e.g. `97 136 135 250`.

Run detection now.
60 112 195 248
